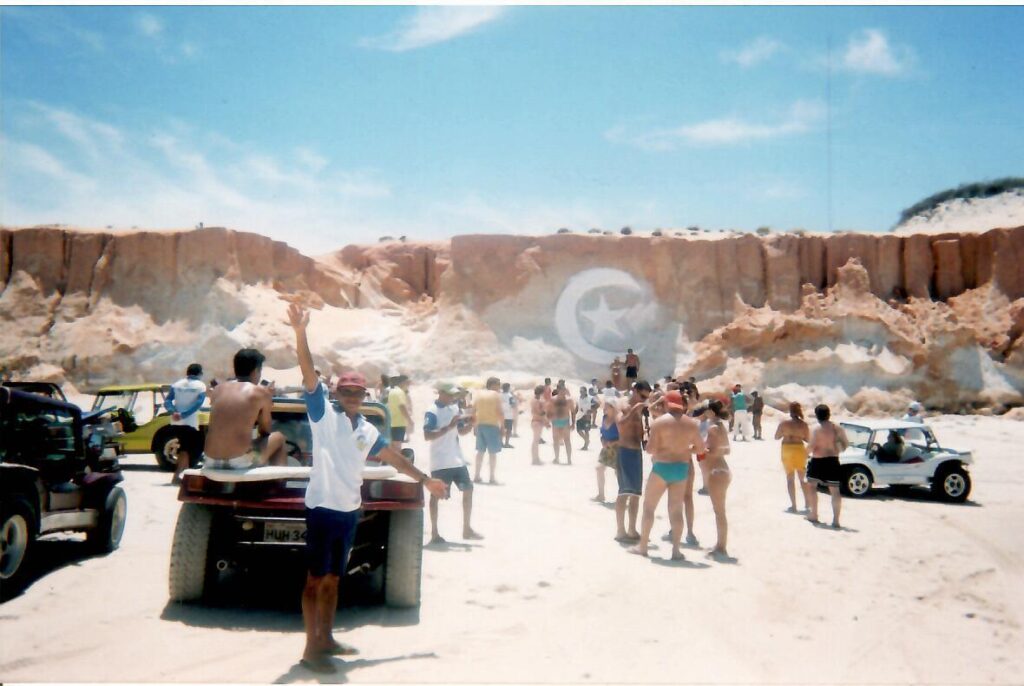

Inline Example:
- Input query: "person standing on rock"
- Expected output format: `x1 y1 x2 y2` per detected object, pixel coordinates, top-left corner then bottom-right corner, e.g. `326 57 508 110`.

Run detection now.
424 382 481 544
774 402 810 513
731 384 752 441
751 391 765 440
166 362 207 484
287 303 446 674
472 377 504 484
628 390 705 560
614 381 651 542
806 404 849 528
624 348 640 385
386 374 414 451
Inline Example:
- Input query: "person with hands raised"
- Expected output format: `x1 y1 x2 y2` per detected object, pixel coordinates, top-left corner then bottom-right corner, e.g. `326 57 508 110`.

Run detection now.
286 302 447 674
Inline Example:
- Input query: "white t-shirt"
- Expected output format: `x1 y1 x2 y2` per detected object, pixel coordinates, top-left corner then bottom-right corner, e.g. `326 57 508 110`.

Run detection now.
167 376 207 429
423 402 467 471
500 391 514 420
304 382 386 512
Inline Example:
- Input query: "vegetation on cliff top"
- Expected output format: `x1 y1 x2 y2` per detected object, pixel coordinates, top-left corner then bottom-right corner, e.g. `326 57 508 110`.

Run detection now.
899 177 1024 225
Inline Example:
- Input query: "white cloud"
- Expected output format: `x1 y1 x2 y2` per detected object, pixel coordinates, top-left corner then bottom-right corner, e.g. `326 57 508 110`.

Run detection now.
180 42 199 59
606 100 826 151
0 103 397 254
840 29 913 76
3 7 105 52
721 36 784 68
360 6 507 52
137 13 164 37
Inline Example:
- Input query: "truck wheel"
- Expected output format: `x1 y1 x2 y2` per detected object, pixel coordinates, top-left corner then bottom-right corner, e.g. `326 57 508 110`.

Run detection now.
842 466 873 497
932 465 971 503
1 496 35 597
153 430 180 471
87 487 127 553
168 503 213 601
384 509 423 608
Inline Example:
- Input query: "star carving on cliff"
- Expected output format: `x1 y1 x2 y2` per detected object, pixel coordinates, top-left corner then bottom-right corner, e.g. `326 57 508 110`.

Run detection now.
579 294 628 342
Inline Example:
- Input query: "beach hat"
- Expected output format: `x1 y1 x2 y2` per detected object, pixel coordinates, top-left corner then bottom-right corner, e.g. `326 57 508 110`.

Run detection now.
908 401 922 411
336 371 368 389
664 390 686 411
435 381 460 395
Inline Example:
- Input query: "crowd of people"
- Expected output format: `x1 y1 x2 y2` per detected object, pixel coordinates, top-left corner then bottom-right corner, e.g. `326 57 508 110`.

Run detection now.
168 329 873 673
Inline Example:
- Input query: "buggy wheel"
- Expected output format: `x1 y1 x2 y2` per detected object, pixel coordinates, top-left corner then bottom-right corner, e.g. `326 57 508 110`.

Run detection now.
168 503 213 601
0 496 35 597
384 509 423 608
87 486 127 553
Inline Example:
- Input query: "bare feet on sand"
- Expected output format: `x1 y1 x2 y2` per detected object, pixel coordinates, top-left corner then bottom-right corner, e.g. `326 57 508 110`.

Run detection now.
464 529 484 540
428 535 447 545
626 546 648 557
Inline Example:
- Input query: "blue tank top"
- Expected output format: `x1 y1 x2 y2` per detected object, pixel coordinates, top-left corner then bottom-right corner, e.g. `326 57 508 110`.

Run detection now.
600 414 620 441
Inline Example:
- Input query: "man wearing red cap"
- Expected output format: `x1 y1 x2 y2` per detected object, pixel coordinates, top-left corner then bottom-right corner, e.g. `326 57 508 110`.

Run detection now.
628 390 705 561
287 303 447 674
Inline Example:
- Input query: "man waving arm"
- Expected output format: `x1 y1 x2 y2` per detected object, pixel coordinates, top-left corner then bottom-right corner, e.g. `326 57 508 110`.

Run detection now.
287 302 319 394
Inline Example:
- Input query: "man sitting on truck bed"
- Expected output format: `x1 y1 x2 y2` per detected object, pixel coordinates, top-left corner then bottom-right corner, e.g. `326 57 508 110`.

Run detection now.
202 348 288 469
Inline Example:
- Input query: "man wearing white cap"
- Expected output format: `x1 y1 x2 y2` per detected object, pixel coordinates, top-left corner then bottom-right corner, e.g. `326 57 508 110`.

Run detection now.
902 401 925 424
424 382 481 543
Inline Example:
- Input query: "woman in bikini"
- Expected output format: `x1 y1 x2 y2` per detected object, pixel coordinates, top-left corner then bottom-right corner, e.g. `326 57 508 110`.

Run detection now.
774 402 811 513
530 385 549 466
703 400 733 560
595 392 620 502
548 387 575 465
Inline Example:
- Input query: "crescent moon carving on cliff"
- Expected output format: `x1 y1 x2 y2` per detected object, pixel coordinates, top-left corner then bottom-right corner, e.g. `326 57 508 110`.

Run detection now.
554 268 654 364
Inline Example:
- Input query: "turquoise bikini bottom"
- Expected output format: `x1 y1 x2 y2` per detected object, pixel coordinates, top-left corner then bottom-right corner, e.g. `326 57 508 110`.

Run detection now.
651 461 690 484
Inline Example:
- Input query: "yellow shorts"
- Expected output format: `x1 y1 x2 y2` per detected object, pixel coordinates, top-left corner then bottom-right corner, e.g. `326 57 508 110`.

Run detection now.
781 443 808 474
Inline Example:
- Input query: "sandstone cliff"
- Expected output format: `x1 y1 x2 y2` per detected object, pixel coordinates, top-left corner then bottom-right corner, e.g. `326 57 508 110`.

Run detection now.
2 223 1022 413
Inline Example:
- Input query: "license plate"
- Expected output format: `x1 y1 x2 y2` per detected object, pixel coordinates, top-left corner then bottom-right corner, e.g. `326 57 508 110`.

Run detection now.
263 521 306 543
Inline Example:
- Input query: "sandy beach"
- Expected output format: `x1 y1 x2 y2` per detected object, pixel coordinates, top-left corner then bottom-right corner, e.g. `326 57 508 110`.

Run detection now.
1 403 1022 684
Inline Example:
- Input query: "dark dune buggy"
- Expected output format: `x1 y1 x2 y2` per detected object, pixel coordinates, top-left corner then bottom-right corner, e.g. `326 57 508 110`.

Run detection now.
168 398 425 607
1 386 127 597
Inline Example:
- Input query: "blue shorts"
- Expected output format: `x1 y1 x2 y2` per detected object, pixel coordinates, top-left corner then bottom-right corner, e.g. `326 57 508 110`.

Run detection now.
305 507 360 578
391 426 407 442
432 466 474 492
616 447 643 496
475 425 503 454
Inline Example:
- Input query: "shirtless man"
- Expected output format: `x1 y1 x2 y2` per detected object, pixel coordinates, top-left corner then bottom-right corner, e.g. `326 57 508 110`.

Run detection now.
629 391 705 560
806 404 850 528
624 348 640 383
774 402 811 512
202 348 288 469
548 386 575 465
610 358 624 391
614 381 652 542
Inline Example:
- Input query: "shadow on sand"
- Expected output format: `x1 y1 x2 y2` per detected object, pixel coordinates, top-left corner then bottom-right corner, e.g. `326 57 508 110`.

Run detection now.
274 651 438 684
1 537 103 603
423 540 483 553
649 556 712 570
162 599 420 634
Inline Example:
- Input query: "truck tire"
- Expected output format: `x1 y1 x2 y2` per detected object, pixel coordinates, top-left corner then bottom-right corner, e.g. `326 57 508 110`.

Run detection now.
87 486 127 553
168 503 213 601
153 429 180 471
1 495 36 598
384 509 423 608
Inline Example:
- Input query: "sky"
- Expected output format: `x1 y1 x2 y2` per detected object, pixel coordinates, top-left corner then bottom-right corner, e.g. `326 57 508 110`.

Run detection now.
2 5 1023 255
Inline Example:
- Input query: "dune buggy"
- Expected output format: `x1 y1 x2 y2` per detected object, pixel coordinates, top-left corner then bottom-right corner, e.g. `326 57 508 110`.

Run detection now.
168 398 425 607
838 420 974 502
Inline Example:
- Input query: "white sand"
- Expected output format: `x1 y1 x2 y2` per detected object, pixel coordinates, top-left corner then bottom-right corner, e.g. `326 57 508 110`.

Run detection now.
0 403 1021 683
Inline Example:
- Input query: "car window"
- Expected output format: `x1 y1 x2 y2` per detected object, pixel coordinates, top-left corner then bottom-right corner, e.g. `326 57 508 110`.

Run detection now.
272 411 313 456
93 392 133 413
900 427 929 445
843 425 871 450
1 403 78 464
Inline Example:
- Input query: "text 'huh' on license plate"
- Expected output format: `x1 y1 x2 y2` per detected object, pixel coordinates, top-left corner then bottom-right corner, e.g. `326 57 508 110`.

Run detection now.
263 521 307 543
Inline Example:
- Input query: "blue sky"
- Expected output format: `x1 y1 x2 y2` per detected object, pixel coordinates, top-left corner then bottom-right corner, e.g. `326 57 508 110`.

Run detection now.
2 5 1022 254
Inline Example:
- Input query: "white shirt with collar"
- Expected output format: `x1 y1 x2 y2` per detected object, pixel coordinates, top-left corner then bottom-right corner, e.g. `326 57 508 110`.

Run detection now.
304 382 386 512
